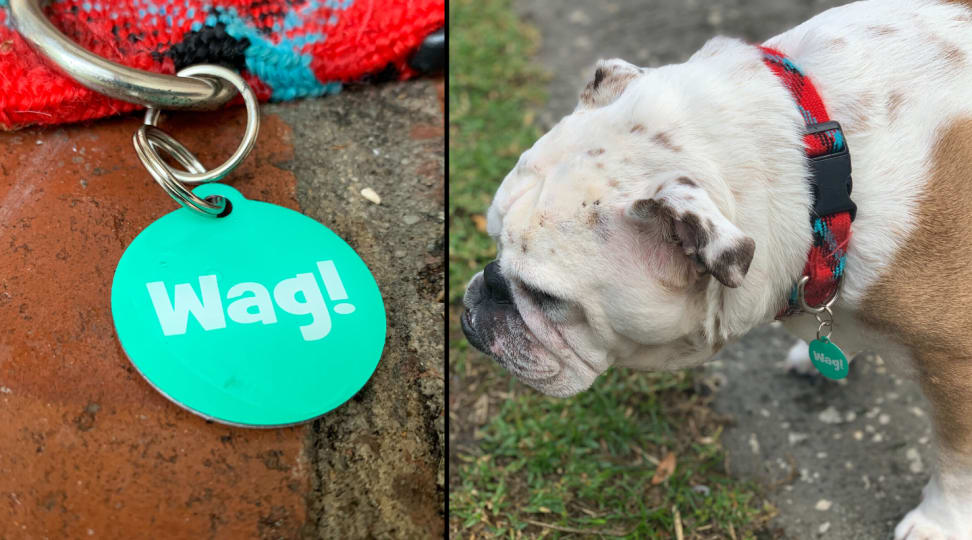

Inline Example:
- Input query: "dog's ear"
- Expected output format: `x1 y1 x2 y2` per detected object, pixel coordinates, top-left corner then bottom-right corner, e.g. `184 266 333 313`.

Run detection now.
626 176 755 288
578 59 642 110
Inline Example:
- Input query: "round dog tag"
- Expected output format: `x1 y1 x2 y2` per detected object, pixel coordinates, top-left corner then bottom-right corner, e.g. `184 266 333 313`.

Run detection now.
111 184 386 427
808 337 849 380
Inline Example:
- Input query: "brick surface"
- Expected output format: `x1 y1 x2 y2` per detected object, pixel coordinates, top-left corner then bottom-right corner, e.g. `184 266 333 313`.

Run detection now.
0 112 312 538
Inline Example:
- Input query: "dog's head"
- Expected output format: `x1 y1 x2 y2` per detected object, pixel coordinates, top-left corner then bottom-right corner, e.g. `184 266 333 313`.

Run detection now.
459 46 801 397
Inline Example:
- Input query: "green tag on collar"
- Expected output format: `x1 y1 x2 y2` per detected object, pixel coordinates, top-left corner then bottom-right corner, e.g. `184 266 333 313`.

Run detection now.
111 184 386 427
808 337 849 380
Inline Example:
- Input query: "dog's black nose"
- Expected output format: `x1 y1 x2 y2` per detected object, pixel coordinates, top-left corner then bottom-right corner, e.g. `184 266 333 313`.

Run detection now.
483 261 514 304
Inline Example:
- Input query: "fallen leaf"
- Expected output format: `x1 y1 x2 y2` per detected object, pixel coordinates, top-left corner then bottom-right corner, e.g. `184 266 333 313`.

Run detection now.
472 214 487 233
651 452 677 485
523 110 535 126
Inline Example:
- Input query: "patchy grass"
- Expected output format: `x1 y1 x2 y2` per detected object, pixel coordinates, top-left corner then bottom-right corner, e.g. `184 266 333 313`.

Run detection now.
448 0 546 301
450 311 777 538
448 0 775 537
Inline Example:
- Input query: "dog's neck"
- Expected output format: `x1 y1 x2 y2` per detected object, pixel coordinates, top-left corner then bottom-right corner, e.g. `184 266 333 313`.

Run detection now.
676 36 891 344
759 45 855 318
690 5 950 345
664 39 819 343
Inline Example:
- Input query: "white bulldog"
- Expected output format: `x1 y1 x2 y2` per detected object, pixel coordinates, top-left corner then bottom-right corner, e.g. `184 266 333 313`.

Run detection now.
460 0 972 537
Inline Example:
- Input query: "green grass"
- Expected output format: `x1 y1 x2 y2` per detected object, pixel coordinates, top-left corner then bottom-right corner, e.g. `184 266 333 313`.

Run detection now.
450 368 775 538
448 0 546 302
448 0 774 537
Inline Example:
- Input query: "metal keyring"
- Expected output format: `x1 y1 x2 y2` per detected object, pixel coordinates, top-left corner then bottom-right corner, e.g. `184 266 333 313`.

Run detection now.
816 319 833 341
140 65 260 185
9 0 234 110
133 125 227 216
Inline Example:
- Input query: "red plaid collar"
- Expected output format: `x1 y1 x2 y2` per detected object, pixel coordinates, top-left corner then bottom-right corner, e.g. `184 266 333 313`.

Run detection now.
759 46 856 318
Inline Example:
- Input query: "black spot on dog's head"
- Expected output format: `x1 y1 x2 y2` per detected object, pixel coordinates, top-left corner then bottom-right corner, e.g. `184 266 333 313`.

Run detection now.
592 67 606 89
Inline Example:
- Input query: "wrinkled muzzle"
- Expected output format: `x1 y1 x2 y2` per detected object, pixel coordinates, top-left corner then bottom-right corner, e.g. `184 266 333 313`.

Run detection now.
461 261 597 397
460 260 513 355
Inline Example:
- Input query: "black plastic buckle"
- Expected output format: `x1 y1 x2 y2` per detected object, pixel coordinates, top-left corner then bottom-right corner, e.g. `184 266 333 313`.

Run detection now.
806 121 856 221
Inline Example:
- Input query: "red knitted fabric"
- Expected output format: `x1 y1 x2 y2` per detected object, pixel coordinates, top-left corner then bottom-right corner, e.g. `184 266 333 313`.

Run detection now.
760 45 853 313
0 0 443 129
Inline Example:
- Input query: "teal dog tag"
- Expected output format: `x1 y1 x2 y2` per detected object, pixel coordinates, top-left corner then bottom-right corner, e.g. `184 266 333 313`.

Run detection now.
111 184 386 427
808 337 849 380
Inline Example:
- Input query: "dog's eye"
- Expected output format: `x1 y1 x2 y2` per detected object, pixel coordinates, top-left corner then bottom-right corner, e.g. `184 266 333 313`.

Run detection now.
521 283 566 311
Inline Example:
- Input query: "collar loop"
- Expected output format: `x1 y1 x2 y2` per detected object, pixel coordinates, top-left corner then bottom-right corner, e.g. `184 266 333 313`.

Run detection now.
760 46 855 317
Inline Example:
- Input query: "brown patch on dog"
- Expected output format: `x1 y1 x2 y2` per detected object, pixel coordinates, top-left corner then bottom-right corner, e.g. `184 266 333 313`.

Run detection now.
708 238 755 288
591 67 606 89
828 37 847 48
652 132 682 153
629 197 659 218
940 41 966 65
866 25 898 36
676 176 696 187
949 0 972 19
924 30 967 66
608 178 619 188
840 91 876 134
860 118 972 458
588 148 606 157
631 195 753 288
630 124 646 134
680 212 710 249
596 162 604 169
580 67 639 108
587 203 611 239
886 91 904 123
587 208 604 227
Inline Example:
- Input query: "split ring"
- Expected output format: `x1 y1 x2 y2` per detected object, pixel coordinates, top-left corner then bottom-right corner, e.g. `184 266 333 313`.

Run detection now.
816 319 833 341
141 65 260 185
133 125 226 216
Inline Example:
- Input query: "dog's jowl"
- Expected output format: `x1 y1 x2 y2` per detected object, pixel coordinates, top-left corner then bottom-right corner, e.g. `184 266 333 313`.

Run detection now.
461 1 972 537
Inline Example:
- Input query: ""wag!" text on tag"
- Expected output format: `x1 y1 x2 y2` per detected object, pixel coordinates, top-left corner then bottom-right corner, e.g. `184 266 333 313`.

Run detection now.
145 260 356 341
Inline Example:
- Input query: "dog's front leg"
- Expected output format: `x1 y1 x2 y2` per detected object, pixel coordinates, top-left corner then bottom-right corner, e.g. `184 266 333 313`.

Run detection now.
895 352 972 540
